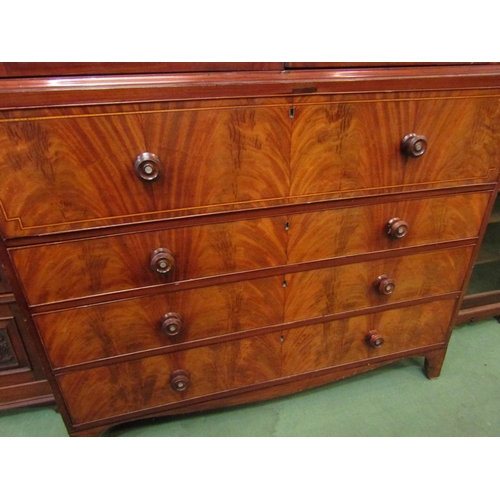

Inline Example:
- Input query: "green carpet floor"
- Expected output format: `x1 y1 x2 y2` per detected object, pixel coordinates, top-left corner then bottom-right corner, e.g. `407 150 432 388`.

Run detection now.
1 318 499 437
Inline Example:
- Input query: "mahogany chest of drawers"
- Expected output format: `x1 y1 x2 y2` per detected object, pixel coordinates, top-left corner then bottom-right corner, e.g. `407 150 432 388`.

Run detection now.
0 63 499 436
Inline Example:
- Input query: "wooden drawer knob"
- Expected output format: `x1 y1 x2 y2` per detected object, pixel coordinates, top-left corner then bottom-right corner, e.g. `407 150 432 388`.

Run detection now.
150 248 175 274
375 275 396 295
161 312 183 337
134 152 161 181
170 369 190 392
401 133 427 158
387 217 409 239
366 330 384 349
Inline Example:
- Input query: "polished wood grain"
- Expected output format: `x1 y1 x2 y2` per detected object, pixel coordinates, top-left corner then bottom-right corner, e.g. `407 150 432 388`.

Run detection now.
2 64 498 436
11 216 288 306
284 63 491 69
69 348 443 435
281 299 455 376
290 95 500 198
287 192 489 263
11 190 488 306
35 245 470 369
6 63 482 79
2 66 500 110
423 347 448 379
2 92 500 240
0 62 284 78
0 101 291 238
34 276 285 369
284 246 472 322
58 332 283 425
58 298 454 426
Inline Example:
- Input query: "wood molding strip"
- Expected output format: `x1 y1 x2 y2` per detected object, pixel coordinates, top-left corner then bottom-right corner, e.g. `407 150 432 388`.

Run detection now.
2 66 500 110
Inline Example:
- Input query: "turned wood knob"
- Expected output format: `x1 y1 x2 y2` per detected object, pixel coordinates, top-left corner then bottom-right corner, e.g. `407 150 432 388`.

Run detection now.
366 330 384 349
375 275 396 295
161 312 183 337
170 369 190 392
134 152 161 181
150 248 175 274
387 217 409 239
400 133 427 158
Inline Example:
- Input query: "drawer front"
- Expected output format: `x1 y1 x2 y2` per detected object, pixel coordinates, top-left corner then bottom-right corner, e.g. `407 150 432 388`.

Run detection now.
58 332 283 425
282 299 456 377
284 246 472 323
3 93 499 240
0 102 291 238
35 276 285 369
11 216 288 306
58 299 454 425
36 246 469 369
291 95 500 198
287 192 489 263
10 192 487 306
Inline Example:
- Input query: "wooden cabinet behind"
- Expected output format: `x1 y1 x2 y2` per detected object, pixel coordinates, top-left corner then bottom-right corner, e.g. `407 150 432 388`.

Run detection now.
0 266 53 410
458 193 500 323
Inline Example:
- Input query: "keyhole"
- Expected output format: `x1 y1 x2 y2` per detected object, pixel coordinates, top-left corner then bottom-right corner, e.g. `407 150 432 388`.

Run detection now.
289 107 295 119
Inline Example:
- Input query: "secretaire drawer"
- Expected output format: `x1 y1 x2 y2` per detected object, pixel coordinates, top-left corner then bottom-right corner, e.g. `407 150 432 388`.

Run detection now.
287 191 489 263
3 92 500 241
11 216 288 306
35 276 285 369
57 298 455 426
290 93 500 198
0 100 291 238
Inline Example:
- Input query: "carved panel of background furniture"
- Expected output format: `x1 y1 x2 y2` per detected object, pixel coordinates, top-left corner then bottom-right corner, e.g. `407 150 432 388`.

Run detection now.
0 266 53 410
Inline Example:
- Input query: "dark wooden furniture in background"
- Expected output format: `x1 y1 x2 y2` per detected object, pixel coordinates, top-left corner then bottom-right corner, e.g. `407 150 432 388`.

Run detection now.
0 62 499 436
0 266 53 410
457 192 500 324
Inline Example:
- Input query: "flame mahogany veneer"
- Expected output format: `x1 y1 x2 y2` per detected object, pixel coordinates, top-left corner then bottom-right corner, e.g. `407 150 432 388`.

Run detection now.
0 63 499 436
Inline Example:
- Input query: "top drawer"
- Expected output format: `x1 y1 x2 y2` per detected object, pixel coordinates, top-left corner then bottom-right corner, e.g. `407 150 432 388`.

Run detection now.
290 94 500 199
1 93 499 238
0 100 291 239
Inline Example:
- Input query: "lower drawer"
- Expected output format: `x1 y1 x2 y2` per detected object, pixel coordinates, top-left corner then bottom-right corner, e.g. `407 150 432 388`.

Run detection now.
35 246 469 369
36 276 285 369
57 299 456 425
